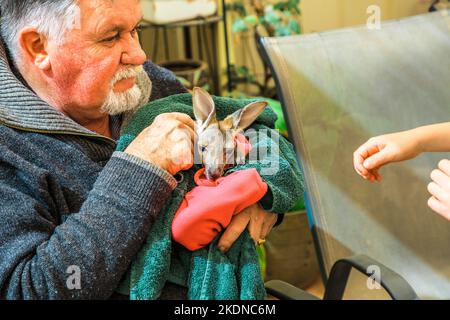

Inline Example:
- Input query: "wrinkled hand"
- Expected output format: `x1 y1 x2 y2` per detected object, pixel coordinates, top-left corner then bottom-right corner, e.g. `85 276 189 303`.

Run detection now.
125 112 195 175
353 131 421 182
427 159 450 221
217 203 278 253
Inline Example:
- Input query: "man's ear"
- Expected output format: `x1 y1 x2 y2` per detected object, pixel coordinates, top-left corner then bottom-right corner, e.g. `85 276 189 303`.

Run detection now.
220 101 268 133
193 87 217 132
18 27 51 71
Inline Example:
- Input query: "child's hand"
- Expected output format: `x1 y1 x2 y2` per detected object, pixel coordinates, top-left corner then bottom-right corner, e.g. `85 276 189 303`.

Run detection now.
353 130 421 182
428 159 450 221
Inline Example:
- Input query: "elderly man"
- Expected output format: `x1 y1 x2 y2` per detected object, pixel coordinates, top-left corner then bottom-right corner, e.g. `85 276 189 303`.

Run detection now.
0 0 283 299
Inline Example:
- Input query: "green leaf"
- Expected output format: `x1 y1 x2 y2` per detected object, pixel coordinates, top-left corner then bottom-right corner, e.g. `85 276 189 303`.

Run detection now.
232 19 248 33
274 3 286 11
265 11 281 24
237 66 250 75
234 3 247 16
244 15 259 25
288 20 301 34
288 0 300 8
264 4 274 13
275 26 291 37
288 0 301 13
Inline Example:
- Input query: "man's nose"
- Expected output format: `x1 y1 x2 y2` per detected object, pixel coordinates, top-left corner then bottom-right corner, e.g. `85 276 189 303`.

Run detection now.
121 36 147 66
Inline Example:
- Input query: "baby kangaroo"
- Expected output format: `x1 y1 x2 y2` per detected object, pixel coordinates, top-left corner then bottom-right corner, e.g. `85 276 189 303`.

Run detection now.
192 87 268 180
171 88 270 251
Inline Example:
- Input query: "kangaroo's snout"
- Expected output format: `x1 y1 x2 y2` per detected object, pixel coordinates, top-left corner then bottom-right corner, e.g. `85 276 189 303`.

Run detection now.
205 166 223 181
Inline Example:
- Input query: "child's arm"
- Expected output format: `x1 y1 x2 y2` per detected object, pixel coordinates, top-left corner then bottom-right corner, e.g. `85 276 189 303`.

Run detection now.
354 122 450 182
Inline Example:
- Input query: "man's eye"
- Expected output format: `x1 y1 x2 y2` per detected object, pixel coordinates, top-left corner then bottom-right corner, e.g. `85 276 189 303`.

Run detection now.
200 146 207 153
102 34 120 43
131 26 141 36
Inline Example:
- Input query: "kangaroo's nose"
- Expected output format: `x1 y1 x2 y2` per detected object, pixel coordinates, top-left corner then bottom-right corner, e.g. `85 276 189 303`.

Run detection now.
205 168 222 181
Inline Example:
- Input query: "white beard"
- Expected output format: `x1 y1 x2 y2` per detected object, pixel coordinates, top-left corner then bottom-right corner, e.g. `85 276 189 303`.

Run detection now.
100 83 142 116
100 65 151 116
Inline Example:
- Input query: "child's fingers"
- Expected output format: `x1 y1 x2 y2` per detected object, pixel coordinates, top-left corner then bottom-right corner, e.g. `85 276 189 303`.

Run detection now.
428 196 450 221
427 181 447 202
430 168 450 194
362 147 390 171
374 170 382 182
353 140 382 177
438 159 450 176
353 151 369 177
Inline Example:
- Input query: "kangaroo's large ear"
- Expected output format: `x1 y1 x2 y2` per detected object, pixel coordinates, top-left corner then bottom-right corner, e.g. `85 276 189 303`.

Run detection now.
220 101 268 133
193 87 216 132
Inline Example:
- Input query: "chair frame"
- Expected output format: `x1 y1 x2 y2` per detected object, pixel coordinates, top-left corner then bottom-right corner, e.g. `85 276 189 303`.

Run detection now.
266 254 419 300
258 37 420 301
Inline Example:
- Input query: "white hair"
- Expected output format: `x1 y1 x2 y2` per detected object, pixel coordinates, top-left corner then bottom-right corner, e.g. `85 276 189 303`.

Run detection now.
0 0 81 63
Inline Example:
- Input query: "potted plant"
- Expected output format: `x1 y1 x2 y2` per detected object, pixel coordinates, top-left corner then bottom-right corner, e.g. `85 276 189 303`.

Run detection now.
228 0 302 37
225 0 302 98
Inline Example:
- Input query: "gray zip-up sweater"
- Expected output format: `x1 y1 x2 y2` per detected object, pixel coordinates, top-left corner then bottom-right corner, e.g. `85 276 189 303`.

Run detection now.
0 37 189 299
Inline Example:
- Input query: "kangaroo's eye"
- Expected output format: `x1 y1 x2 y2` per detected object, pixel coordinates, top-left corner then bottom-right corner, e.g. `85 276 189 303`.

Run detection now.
200 145 207 153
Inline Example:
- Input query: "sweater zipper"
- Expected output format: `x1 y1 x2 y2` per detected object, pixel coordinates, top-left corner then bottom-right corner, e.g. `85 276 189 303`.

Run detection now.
0 120 117 147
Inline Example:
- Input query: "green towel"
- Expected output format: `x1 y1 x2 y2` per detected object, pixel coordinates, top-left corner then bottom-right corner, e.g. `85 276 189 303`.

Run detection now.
115 93 304 300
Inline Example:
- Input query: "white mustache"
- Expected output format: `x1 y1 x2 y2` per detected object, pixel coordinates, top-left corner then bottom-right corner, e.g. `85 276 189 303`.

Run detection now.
111 66 143 85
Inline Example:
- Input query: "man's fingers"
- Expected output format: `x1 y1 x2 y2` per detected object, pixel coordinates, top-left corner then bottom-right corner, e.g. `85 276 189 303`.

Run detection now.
261 214 278 239
166 112 195 130
179 123 196 143
428 196 450 221
171 139 194 169
217 209 251 253
247 205 265 245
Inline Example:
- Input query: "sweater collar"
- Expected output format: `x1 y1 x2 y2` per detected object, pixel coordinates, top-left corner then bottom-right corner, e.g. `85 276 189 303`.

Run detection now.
0 37 121 142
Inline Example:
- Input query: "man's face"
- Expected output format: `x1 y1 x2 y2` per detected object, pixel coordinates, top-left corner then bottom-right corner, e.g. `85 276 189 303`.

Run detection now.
45 0 147 120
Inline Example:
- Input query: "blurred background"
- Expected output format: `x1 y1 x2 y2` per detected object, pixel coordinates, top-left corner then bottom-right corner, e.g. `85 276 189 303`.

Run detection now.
139 0 435 97
137 0 447 298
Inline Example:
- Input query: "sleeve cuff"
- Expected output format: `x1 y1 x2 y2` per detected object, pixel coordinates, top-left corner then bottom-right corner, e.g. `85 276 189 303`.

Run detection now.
259 187 274 211
112 151 177 190
91 151 178 213
274 213 285 227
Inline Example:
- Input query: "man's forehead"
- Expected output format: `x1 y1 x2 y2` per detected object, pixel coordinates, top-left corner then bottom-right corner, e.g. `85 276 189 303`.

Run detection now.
79 0 140 8
78 0 142 33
